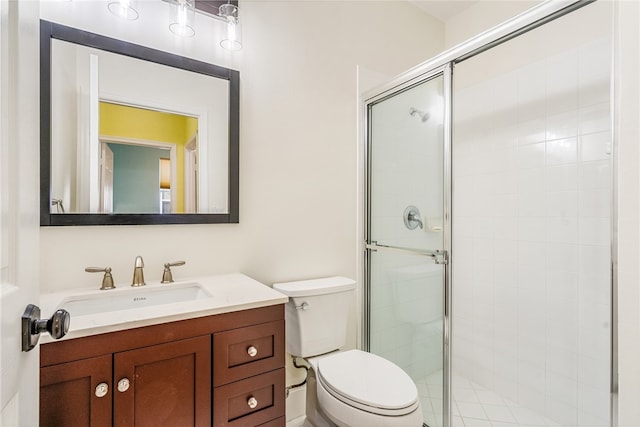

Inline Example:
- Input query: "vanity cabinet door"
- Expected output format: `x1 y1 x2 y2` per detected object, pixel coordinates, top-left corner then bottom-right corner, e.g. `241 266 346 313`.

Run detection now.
40 354 112 427
113 335 211 427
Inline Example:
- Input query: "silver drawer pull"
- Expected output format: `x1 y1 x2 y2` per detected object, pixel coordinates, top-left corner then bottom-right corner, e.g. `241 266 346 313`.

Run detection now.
247 346 258 357
247 396 258 409
95 382 108 398
117 378 130 393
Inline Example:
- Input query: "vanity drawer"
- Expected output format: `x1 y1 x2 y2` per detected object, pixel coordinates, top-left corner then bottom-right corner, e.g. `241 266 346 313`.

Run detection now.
213 368 285 426
213 320 284 386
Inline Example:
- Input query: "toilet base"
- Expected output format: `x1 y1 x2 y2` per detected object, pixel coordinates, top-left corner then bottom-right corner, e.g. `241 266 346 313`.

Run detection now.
304 371 337 427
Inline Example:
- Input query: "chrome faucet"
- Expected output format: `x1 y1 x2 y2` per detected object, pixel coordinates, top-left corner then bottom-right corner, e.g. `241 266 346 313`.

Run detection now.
131 256 146 287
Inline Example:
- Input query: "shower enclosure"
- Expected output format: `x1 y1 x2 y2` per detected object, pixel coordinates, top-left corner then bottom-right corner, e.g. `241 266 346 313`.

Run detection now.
365 68 451 426
364 1 613 426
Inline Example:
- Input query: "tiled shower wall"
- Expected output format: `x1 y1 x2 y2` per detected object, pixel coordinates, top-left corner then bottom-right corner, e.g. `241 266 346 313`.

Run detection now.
452 23 611 427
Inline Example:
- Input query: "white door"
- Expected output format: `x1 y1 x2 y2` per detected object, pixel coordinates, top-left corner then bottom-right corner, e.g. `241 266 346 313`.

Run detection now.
76 53 100 213
100 143 114 213
1 2 41 425
184 134 198 212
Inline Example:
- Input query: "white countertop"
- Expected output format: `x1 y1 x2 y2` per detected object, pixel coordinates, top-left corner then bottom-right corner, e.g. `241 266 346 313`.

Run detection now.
39 273 288 343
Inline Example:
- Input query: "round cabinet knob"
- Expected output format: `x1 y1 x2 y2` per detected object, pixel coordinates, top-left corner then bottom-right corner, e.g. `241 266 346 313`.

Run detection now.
247 396 258 409
117 378 130 393
247 346 258 357
95 382 109 398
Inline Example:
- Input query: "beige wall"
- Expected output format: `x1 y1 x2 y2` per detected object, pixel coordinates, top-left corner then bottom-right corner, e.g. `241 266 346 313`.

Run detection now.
40 1 443 294
445 0 542 48
614 1 640 425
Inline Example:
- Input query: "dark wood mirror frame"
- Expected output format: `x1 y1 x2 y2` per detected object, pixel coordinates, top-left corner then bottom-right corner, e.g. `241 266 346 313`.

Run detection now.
40 20 239 226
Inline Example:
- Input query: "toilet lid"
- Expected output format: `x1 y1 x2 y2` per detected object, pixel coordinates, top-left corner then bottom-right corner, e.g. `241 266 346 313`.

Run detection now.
317 350 419 414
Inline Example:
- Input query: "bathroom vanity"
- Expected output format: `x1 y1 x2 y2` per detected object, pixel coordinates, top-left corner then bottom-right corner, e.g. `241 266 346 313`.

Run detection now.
38 274 287 426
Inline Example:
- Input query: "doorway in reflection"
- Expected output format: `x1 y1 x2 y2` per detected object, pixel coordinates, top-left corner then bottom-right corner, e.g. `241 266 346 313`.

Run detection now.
99 102 198 214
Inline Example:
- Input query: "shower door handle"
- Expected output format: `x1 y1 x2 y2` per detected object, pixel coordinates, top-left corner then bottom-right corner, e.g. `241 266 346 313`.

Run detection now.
365 242 448 265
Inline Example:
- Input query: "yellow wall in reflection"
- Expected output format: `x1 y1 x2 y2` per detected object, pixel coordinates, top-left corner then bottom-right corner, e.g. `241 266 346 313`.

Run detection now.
99 102 197 213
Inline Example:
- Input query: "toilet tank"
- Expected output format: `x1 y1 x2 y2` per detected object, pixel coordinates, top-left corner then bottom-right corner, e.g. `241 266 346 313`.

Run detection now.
273 277 355 358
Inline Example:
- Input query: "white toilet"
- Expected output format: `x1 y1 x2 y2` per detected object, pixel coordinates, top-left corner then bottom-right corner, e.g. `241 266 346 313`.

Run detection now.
273 277 423 427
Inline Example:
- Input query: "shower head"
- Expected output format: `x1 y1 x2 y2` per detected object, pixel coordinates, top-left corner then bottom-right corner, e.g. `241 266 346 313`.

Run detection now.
409 107 430 123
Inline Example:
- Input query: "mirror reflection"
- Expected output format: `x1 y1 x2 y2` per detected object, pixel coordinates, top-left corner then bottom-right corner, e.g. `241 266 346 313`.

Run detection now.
98 102 199 214
41 20 239 225
50 38 228 215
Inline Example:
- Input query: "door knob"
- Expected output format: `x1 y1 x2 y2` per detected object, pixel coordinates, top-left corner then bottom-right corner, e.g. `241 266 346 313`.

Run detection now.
22 304 70 352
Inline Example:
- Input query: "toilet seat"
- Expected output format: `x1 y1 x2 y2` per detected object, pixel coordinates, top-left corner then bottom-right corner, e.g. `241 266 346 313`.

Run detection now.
316 349 419 417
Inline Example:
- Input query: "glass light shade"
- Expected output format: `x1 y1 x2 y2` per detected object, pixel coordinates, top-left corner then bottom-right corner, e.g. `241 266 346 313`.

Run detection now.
219 3 242 51
169 0 195 38
107 0 139 20
220 19 242 51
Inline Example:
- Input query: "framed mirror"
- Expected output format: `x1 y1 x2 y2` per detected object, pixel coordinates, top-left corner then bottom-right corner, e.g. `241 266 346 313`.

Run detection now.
40 20 239 226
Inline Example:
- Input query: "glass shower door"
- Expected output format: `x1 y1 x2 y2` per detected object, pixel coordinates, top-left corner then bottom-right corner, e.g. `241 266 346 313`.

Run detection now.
365 69 450 427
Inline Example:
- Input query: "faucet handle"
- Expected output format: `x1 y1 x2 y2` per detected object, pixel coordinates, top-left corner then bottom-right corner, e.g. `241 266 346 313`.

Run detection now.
85 267 116 290
161 261 186 284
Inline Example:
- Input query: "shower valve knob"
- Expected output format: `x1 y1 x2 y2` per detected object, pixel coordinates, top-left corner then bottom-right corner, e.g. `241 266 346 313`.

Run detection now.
403 205 423 230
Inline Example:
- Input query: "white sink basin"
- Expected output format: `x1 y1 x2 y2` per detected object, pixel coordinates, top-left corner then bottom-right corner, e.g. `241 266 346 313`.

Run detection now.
59 282 212 316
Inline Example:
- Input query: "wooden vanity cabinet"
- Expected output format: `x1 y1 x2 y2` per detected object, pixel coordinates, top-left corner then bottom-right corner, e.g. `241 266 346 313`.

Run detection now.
40 354 112 427
40 305 285 427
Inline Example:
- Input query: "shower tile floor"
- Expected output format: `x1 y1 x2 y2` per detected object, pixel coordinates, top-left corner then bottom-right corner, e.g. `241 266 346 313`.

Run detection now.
416 372 560 427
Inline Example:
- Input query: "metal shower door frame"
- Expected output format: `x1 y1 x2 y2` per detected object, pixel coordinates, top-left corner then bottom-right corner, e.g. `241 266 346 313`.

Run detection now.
362 62 453 427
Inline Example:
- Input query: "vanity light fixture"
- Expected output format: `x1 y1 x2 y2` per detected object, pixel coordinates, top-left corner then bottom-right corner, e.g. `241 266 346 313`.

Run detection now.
109 0 243 50
107 0 139 20
169 0 196 38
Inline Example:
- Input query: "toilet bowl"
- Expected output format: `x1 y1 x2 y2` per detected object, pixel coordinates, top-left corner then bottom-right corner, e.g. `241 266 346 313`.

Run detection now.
311 350 422 426
273 277 423 427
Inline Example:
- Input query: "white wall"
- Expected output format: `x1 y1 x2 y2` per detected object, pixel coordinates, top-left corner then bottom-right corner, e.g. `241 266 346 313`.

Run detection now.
50 41 79 211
